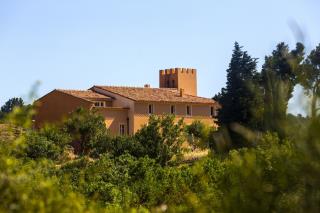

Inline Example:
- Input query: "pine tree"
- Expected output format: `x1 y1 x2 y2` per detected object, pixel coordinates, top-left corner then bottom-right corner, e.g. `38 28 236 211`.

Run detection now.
0 97 24 119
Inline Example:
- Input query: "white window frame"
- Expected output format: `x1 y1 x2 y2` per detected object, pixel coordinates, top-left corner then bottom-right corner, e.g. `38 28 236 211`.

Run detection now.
94 101 105 107
148 104 154 115
170 105 176 115
186 105 192 116
119 123 126 135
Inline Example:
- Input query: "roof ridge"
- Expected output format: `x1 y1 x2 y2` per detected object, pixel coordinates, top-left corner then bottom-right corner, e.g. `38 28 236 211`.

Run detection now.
56 89 93 92
94 85 179 90
94 85 152 89
55 89 95 103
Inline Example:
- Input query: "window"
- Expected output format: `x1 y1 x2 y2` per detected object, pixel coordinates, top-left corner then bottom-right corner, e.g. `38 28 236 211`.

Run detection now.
172 80 175 87
210 107 215 117
94 101 105 107
170 105 176 114
148 104 154 114
119 124 125 135
186 105 192 116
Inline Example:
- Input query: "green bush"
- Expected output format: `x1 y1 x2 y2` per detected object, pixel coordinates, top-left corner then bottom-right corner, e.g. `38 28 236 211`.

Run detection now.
135 115 185 166
186 120 216 149
24 125 71 161
25 132 62 160
64 108 107 155
91 135 144 158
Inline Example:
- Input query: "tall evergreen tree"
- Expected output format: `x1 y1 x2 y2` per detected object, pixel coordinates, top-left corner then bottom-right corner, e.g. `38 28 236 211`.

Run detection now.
215 42 263 127
214 42 264 147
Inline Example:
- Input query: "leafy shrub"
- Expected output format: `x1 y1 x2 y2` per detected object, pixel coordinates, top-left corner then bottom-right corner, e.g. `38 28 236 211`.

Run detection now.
92 135 145 158
25 132 62 160
24 125 71 161
135 115 185 166
186 120 216 149
39 125 71 148
64 108 107 155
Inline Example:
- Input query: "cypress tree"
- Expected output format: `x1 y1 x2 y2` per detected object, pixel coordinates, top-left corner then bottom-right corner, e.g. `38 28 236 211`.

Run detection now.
214 42 264 148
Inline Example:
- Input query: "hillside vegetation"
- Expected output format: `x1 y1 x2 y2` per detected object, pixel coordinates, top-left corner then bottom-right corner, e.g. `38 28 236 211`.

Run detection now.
0 42 320 212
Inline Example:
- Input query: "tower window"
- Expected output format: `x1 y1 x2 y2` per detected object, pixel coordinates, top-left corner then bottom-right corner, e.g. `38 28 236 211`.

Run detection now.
186 105 192 116
148 104 154 114
171 105 176 114
166 80 170 87
172 80 175 87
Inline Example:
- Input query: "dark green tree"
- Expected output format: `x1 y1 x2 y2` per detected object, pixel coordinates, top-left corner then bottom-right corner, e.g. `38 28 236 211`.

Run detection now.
64 108 107 155
214 42 264 148
261 42 304 134
299 43 320 118
0 97 24 119
214 42 264 147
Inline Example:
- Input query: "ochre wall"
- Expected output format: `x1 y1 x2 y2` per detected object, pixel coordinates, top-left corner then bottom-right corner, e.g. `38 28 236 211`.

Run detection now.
34 90 93 128
97 108 129 136
91 87 135 134
133 102 217 133
159 68 197 96
177 68 197 96
134 102 214 117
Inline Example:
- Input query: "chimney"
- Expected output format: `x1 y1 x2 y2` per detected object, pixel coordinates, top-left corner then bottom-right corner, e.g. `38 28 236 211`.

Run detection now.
179 88 184 97
144 84 150 88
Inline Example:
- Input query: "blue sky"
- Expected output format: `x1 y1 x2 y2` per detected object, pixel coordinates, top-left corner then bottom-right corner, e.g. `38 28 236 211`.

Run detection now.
0 0 319 114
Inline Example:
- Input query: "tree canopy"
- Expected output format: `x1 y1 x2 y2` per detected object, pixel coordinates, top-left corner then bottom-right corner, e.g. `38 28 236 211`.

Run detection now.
0 97 24 119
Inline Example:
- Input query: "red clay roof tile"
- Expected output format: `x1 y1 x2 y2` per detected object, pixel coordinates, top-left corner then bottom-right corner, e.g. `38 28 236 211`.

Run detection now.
92 86 216 104
57 89 112 101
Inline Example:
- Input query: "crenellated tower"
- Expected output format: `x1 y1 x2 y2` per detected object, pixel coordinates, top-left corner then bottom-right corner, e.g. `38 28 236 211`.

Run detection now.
159 68 197 96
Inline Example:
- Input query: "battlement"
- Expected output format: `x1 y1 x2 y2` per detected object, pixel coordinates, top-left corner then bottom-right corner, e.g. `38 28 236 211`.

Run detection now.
160 68 197 75
159 68 197 96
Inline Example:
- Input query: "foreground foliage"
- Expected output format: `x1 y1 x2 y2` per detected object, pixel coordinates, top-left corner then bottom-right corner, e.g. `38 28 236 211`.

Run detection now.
0 105 320 212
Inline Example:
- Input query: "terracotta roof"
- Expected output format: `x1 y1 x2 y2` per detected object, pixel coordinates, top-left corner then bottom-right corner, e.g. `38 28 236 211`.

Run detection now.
92 86 216 104
57 89 112 101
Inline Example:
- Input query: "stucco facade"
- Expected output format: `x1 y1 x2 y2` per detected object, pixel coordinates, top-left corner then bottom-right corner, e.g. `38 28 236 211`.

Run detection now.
34 90 93 127
35 68 219 135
